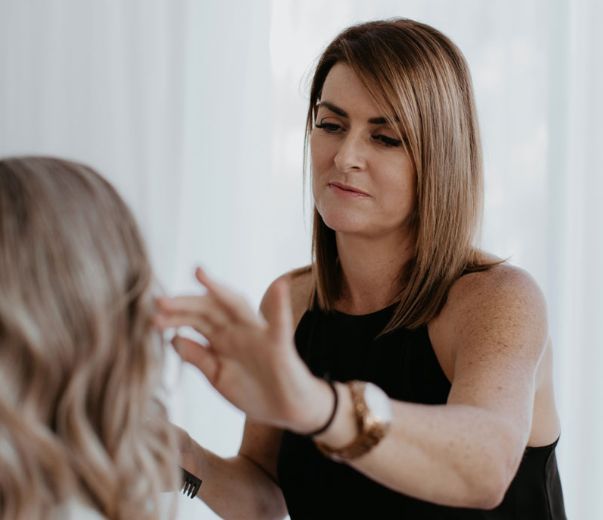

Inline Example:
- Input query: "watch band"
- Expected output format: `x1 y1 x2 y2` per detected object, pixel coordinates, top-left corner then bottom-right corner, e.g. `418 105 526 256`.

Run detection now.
314 380 391 461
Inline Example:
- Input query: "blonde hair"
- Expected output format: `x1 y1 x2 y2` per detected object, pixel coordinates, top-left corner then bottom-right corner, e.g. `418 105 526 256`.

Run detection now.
306 19 501 331
0 157 178 519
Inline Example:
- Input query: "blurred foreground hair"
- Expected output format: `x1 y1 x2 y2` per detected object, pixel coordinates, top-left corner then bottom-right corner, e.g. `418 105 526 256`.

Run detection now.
0 157 178 519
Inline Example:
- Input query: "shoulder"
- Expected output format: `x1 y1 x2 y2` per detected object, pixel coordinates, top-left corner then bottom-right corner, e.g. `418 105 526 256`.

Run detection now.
431 260 549 379
260 265 314 328
447 261 547 318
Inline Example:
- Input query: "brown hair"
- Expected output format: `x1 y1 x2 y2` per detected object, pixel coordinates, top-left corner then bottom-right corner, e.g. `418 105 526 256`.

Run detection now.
306 18 501 331
0 157 178 519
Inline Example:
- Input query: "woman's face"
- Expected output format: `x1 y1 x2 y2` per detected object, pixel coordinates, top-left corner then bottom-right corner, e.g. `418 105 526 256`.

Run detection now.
311 63 416 240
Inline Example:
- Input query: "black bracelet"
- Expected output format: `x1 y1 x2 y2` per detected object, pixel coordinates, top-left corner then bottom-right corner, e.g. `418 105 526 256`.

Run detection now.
180 466 202 498
304 377 339 437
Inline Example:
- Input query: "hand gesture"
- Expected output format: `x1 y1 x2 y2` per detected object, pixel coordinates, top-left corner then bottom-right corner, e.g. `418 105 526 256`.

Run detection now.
155 268 320 431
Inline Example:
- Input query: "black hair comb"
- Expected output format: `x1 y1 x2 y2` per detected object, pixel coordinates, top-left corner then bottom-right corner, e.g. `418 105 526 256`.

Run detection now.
180 466 202 498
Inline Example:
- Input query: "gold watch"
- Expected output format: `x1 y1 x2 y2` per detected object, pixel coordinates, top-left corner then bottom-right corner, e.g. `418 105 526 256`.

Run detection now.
315 381 392 461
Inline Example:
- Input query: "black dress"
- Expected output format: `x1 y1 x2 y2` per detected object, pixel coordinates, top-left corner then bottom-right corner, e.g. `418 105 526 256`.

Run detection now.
277 303 566 519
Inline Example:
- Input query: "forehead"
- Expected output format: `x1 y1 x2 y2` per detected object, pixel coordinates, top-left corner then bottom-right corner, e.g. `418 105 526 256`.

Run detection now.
319 63 383 118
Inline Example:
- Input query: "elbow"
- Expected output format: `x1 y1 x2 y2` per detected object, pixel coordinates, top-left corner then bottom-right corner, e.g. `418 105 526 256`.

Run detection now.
255 484 288 520
257 508 287 520
461 426 524 509
463 461 516 509
259 502 288 520
247 486 287 520
469 480 508 510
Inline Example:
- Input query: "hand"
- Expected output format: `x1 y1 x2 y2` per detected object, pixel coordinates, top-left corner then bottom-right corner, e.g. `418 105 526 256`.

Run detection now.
155 268 325 431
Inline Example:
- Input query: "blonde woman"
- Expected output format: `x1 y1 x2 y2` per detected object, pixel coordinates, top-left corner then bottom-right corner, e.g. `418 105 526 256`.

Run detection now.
0 157 179 519
157 19 566 519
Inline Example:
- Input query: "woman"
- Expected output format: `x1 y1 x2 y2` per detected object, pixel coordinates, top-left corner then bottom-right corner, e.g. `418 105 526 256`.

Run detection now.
0 157 179 519
157 19 566 518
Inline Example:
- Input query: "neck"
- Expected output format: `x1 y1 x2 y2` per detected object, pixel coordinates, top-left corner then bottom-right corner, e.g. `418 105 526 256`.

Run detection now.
335 229 414 315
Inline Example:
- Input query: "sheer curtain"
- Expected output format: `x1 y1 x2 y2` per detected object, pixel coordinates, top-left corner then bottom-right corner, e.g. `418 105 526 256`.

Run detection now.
0 0 600 518
0 1 277 517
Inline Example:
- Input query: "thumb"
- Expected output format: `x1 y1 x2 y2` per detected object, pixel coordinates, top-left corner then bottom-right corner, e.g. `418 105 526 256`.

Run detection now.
262 278 293 339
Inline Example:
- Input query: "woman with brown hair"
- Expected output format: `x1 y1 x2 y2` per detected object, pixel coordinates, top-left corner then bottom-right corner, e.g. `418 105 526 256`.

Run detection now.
0 157 179 519
156 18 566 518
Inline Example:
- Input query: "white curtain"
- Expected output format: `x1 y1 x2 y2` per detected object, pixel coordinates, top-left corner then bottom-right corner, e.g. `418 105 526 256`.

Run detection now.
0 0 601 518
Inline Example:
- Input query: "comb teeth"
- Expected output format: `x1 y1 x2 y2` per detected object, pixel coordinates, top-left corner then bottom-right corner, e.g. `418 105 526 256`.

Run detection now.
180 466 202 498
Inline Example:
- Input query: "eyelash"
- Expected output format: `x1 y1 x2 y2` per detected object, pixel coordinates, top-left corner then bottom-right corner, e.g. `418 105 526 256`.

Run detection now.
314 121 403 148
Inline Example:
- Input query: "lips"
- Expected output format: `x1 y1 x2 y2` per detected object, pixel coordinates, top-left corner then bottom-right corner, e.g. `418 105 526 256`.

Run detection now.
328 181 370 196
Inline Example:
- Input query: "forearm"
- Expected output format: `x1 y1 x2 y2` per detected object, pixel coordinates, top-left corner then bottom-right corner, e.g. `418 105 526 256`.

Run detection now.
187 439 287 520
314 387 527 508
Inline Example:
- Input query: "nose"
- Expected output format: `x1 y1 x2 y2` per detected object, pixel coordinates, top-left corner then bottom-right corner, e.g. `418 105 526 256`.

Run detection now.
333 131 367 172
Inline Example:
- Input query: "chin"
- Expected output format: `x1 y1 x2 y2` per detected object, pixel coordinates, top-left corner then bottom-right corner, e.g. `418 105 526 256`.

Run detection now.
318 210 369 235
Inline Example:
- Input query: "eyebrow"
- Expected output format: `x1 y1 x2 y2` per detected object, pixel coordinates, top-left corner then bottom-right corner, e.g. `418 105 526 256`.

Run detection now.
317 100 391 125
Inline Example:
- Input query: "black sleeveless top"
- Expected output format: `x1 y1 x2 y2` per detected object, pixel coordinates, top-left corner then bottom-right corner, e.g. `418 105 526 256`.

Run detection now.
277 303 566 519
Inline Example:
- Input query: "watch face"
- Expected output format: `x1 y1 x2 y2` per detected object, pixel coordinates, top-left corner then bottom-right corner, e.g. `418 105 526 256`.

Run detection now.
364 382 392 423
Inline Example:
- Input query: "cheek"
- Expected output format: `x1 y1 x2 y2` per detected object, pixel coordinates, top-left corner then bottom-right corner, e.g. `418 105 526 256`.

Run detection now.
380 163 417 216
310 132 331 199
310 131 334 173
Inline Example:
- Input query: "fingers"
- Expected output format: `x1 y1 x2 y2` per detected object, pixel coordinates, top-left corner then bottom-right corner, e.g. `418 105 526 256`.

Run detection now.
155 268 262 358
155 313 213 339
172 335 220 385
195 267 255 323
155 295 229 336
156 295 223 321
157 268 256 328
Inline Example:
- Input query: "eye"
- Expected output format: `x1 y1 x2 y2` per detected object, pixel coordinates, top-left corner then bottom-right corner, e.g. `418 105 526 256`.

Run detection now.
372 134 402 148
315 118 344 134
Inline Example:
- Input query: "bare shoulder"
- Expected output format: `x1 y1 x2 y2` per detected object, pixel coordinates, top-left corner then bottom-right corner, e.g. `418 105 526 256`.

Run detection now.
260 265 314 328
430 260 549 381
448 261 547 315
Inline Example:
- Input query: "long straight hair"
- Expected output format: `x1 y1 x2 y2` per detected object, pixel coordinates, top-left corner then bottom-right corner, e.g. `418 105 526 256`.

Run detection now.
0 157 178 519
305 19 501 331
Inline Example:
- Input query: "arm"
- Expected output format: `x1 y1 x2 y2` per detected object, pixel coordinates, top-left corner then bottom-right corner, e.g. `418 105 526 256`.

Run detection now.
177 421 287 520
311 266 549 508
158 265 548 510
162 268 313 519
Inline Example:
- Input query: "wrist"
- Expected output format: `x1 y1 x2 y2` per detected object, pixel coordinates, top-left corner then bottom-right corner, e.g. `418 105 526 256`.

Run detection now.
313 381 356 447
298 377 339 436
286 376 339 434
178 428 206 478
315 381 392 461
